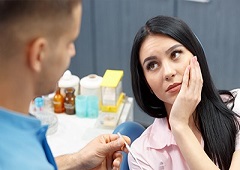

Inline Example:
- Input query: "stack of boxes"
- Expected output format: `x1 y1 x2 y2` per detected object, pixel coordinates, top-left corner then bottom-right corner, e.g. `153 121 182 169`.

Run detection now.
97 69 125 127
100 69 124 112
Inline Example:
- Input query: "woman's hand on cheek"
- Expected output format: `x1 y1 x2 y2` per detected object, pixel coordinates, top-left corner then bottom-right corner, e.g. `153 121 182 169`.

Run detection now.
169 56 203 126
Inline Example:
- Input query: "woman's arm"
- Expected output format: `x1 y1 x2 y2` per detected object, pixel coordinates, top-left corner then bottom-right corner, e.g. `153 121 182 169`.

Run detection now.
170 57 240 170
169 57 220 170
170 123 220 170
172 125 240 170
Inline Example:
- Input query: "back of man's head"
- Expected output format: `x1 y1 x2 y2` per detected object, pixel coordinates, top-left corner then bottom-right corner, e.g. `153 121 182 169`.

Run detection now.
0 0 80 61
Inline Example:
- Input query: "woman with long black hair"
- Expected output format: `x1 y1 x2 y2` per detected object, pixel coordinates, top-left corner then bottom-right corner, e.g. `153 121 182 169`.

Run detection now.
129 15 240 170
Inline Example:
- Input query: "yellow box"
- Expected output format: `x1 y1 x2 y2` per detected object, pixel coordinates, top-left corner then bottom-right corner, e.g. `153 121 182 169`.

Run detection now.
100 69 124 112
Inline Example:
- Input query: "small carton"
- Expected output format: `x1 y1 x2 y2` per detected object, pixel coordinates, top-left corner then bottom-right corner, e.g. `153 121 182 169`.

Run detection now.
100 69 124 112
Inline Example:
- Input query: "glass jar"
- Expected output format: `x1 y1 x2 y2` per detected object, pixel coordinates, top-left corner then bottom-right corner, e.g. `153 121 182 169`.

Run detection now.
53 87 65 113
64 87 75 115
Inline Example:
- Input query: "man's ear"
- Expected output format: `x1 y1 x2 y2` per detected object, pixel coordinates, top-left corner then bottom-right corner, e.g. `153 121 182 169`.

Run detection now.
27 38 48 72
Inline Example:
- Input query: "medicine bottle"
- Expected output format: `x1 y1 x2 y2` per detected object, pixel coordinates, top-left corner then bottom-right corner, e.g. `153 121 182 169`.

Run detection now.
64 87 75 115
53 87 65 113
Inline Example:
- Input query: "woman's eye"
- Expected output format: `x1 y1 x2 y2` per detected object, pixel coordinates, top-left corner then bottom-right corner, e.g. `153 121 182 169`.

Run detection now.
146 62 158 71
171 50 182 59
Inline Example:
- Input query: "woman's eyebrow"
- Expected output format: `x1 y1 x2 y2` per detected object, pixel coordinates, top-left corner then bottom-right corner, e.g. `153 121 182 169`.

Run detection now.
165 44 183 55
142 44 183 65
143 56 157 65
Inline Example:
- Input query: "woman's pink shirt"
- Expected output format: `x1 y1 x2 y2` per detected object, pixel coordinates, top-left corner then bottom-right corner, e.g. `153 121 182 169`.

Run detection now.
128 89 240 170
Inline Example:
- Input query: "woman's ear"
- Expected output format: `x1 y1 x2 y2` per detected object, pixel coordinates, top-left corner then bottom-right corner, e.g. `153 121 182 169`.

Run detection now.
26 37 47 72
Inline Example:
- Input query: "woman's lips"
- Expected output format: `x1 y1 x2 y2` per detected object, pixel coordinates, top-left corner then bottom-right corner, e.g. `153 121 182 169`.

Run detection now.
166 83 182 93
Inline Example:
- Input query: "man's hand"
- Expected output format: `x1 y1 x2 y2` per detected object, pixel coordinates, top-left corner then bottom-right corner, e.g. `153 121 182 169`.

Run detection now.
56 134 130 170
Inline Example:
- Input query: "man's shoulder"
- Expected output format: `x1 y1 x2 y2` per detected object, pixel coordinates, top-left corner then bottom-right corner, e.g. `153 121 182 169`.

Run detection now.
0 108 55 170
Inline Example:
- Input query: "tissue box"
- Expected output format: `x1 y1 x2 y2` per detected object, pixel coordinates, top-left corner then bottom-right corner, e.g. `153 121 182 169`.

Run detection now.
100 69 124 112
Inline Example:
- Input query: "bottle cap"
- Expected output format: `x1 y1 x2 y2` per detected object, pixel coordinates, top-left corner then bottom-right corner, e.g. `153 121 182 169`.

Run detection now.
65 87 75 94
80 74 102 89
58 70 80 88
34 97 44 108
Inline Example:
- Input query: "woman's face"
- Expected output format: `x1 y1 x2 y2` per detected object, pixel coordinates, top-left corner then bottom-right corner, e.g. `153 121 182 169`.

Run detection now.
139 34 193 106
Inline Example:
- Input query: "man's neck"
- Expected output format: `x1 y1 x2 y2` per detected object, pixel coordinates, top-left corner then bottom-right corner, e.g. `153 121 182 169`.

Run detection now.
0 74 34 115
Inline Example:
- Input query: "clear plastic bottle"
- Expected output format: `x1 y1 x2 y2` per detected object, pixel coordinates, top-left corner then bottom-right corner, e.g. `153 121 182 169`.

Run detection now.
53 87 65 113
64 87 75 115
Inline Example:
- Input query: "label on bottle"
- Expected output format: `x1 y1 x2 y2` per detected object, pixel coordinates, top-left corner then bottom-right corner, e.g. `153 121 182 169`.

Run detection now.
53 101 61 105
64 103 75 109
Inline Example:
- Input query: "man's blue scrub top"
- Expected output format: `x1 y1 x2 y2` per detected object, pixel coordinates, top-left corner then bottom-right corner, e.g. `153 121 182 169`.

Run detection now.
0 107 57 170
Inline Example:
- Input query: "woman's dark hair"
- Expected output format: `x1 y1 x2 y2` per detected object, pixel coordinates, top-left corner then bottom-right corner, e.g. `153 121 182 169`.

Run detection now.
130 15 240 170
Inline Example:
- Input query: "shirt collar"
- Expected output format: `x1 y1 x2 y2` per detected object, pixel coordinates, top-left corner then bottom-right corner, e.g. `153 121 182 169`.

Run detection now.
0 107 42 131
146 118 177 149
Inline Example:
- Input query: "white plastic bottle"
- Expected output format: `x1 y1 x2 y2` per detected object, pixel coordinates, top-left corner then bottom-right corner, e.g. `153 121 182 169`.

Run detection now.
58 70 80 97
